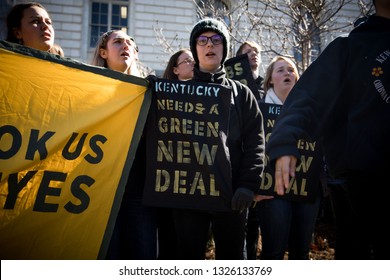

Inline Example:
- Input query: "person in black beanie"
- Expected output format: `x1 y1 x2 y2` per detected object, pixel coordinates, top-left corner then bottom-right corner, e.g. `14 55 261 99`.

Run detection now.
172 17 269 260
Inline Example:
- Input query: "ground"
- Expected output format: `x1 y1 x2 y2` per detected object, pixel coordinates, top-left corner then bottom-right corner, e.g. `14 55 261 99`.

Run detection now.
206 196 336 260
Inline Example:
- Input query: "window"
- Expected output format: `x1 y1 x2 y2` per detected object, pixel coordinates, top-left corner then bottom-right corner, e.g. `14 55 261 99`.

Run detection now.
90 1 129 48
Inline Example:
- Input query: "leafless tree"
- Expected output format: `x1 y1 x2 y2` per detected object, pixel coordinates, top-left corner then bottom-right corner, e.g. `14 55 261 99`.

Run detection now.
154 0 373 73
242 0 373 72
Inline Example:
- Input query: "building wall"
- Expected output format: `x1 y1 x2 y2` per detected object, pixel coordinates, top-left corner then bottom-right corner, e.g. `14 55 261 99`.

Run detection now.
4 0 370 75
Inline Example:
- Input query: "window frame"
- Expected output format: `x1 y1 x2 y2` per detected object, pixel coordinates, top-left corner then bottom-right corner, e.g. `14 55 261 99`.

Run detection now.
89 0 130 48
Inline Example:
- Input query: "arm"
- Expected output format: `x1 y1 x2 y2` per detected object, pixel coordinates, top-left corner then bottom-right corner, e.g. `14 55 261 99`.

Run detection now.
267 38 349 193
231 81 266 211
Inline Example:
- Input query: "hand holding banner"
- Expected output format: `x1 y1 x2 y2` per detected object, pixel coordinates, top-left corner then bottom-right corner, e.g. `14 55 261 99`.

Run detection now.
0 41 150 259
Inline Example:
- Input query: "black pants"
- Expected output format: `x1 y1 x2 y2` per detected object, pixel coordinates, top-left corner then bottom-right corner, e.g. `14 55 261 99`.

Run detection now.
328 172 390 260
245 206 260 260
157 208 179 260
173 209 247 260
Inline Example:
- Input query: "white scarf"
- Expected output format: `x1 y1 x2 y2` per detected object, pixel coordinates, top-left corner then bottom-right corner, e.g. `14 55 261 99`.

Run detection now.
265 87 283 105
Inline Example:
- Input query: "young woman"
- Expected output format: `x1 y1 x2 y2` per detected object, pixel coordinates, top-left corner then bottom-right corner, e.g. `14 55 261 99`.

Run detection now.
91 30 140 76
91 30 158 260
162 48 194 81
6 2 55 52
157 48 194 260
256 56 322 260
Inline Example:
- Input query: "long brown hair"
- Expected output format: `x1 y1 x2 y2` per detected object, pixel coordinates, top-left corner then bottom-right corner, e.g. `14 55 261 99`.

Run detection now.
162 48 191 80
6 2 47 43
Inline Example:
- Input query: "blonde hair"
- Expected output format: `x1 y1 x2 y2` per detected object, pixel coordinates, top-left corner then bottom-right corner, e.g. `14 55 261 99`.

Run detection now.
90 30 139 75
236 40 261 56
263 56 299 93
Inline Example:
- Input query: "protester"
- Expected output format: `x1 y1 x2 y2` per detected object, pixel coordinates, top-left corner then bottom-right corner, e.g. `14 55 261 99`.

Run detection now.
157 48 194 260
235 40 265 101
266 0 390 260
263 56 299 104
234 40 265 260
91 30 140 75
162 48 194 80
91 30 158 260
171 18 266 260
255 56 323 260
6 2 54 52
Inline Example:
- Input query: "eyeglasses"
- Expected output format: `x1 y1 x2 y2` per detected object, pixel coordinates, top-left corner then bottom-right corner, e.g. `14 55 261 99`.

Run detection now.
177 57 194 66
196 35 223 46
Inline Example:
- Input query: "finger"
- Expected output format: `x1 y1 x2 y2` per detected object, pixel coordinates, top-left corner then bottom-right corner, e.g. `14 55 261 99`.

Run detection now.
282 167 290 190
275 165 285 195
254 195 274 201
289 156 297 178
280 156 292 190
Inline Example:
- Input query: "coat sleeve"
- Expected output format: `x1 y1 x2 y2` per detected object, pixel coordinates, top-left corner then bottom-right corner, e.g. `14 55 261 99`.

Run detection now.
233 80 266 192
266 37 350 166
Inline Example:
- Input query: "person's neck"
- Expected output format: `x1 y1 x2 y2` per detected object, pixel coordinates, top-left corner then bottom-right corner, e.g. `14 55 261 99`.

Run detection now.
127 62 141 76
252 70 259 80
199 65 221 74
274 88 289 104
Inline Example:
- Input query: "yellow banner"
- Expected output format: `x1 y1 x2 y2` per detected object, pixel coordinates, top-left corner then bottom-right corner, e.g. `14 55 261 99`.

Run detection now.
0 41 150 259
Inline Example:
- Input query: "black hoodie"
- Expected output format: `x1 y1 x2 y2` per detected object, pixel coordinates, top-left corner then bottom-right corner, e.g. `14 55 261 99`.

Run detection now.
192 66 265 192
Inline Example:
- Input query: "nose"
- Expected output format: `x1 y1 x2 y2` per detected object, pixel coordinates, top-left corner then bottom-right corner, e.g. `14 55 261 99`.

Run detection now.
251 50 260 57
205 38 214 46
41 21 50 30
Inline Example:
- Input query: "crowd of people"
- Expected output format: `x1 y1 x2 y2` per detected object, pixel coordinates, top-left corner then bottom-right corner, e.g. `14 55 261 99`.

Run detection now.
3 0 389 260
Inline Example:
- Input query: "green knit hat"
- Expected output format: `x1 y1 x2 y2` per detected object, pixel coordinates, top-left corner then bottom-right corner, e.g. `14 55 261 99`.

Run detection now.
190 18 230 66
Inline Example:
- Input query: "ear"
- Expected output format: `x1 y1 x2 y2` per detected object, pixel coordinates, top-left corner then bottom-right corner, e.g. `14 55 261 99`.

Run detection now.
99 48 108 59
13 28 22 39
173 66 180 75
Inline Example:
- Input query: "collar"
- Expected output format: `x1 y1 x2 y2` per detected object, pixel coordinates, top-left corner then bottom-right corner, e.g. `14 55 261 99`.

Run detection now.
265 87 283 105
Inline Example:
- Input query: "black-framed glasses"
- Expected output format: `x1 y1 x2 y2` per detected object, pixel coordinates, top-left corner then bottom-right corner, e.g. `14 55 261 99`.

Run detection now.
177 57 194 66
196 35 223 46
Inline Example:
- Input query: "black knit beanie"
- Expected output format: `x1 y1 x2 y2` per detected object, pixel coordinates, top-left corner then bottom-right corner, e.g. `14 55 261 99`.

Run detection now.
190 18 230 66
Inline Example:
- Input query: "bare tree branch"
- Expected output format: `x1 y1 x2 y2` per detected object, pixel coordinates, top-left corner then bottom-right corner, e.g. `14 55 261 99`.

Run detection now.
153 0 374 73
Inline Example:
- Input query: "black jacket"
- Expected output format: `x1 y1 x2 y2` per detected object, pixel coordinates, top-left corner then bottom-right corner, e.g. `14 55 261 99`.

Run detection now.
267 15 390 178
192 66 265 192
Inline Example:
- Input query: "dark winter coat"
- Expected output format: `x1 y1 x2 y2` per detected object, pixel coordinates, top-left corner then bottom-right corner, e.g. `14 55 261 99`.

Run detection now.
192 66 265 192
266 15 390 178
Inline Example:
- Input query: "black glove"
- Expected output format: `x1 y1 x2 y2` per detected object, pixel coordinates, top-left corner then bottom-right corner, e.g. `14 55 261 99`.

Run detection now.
231 188 254 212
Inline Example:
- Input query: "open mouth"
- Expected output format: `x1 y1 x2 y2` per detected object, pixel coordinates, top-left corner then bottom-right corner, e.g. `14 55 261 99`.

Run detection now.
42 32 52 39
